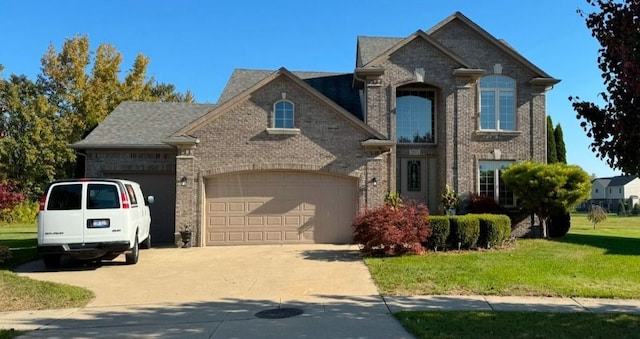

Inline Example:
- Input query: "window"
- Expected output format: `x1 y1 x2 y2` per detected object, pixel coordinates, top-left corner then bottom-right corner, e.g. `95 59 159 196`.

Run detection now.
125 184 138 206
87 184 120 209
479 161 515 206
274 100 294 129
407 160 421 191
479 75 515 130
47 184 82 210
396 87 435 143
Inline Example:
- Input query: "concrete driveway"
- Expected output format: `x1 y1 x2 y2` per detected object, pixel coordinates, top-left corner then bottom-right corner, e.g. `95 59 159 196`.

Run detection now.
11 245 413 338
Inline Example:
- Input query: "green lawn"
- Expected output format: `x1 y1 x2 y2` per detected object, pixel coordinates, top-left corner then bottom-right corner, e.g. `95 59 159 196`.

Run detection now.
373 213 640 338
0 223 94 312
365 213 640 298
395 311 640 339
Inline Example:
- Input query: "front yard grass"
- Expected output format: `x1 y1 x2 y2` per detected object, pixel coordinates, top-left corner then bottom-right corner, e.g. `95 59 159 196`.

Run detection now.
365 213 640 298
395 311 640 339
0 223 94 312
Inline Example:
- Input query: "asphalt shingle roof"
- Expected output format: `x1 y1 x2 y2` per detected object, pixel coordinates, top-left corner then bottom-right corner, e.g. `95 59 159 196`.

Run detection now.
608 175 638 187
218 69 363 120
357 36 403 66
72 101 215 148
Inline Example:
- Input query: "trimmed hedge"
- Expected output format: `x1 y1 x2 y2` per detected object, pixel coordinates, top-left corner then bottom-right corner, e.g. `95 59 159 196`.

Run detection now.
426 213 512 251
427 216 450 251
448 215 480 249
477 214 511 248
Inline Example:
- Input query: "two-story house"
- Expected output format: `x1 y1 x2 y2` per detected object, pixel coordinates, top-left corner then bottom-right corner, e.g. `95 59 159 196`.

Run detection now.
590 176 640 212
72 12 559 246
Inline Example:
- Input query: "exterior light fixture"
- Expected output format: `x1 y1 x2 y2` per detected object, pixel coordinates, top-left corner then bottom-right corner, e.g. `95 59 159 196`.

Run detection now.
371 177 377 186
180 176 188 186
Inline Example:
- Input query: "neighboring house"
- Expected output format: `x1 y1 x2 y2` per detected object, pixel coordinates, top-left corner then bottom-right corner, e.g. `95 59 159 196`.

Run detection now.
589 176 640 212
72 12 559 246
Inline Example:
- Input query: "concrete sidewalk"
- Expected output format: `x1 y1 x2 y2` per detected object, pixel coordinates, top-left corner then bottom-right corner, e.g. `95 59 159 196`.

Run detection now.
2 295 640 338
383 295 640 314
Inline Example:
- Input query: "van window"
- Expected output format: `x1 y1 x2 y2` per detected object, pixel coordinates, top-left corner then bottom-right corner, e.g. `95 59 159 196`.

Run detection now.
125 184 138 206
47 184 82 210
87 184 120 209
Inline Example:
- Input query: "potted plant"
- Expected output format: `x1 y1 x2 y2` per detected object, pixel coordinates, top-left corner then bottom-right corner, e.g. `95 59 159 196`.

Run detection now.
179 225 192 248
441 184 459 215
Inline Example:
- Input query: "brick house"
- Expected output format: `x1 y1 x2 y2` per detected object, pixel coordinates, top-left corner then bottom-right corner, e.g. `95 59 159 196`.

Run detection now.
72 12 559 246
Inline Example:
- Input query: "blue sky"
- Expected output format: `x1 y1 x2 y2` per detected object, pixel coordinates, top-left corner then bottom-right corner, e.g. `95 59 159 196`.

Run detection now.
1 0 620 178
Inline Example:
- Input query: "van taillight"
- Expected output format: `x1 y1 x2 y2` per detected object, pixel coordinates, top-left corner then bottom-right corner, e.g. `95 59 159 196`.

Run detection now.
120 192 130 209
39 195 46 211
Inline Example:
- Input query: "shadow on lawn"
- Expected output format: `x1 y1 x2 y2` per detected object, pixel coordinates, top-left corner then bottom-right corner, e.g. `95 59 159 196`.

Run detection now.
554 233 640 255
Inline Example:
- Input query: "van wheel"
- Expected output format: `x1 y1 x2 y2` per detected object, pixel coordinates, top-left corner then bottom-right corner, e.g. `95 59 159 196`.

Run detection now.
141 234 151 249
125 236 139 265
43 254 61 269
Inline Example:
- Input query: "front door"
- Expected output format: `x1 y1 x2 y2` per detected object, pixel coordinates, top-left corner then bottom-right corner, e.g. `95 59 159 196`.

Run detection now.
398 157 427 202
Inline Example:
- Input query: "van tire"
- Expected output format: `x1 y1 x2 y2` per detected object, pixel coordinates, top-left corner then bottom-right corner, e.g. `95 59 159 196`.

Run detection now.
43 254 61 268
141 234 151 249
125 236 139 265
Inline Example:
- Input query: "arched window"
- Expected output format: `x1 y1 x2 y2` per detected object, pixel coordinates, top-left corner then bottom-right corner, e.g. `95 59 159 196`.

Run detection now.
274 100 294 129
479 75 515 130
396 87 435 144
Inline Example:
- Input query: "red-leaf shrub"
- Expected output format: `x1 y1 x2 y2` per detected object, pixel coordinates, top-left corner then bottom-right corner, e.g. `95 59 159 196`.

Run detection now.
352 201 431 256
0 181 25 211
469 193 505 214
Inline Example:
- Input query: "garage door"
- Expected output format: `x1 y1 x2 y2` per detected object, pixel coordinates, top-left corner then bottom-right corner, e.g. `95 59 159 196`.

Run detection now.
205 171 357 245
106 173 176 244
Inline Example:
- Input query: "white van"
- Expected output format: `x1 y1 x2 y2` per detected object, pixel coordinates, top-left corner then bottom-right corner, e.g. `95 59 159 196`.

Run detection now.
37 178 154 268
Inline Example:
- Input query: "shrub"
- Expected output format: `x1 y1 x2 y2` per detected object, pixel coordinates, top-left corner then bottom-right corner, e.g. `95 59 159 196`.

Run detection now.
1 201 39 224
0 181 25 212
0 246 11 264
427 216 450 251
633 203 640 216
468 194 505 214
548 210 571 238
353 201 431 256
448 215 480 249
477 214 511 248
384 192 403 210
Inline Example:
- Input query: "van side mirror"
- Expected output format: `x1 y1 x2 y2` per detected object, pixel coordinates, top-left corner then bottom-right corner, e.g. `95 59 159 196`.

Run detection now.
146 196 155 205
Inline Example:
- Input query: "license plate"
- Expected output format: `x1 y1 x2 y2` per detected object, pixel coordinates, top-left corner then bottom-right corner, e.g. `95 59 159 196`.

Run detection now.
88 219 110 228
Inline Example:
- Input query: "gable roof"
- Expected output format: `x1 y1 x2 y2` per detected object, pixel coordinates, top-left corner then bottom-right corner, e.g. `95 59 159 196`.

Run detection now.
71 101 215 149
608 175 639 187
218 69 364 120
175 67 383 139
358 29 472 69
356 12 559 82
428 12 555 78
356 36 403 66
592 177 611 187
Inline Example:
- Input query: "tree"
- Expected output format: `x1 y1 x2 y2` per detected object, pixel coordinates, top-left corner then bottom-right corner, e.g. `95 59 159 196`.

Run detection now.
0 75 75 196
570 0 640 175
501 161 591 238
547 116 558 163
0 35 193 193
587 204 607 229
37 34 194 144
555 124 567 164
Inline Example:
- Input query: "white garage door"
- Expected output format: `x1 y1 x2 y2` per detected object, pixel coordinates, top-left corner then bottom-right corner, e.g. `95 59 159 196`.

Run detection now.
205 171 357 245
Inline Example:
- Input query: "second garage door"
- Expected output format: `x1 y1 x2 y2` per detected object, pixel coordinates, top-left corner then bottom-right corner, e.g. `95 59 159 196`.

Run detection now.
205 171 357 245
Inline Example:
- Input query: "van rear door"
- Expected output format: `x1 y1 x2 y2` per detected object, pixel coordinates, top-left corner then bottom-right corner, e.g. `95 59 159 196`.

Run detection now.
83 182 126 244
39 182 84 245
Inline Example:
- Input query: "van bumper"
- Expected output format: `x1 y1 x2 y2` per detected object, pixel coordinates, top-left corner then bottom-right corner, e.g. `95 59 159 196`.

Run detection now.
38 241 130 254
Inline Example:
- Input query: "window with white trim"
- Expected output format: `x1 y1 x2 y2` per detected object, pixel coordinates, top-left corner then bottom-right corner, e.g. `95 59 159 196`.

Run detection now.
479 75 515 131
479 160 515 206
274 100 294 128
